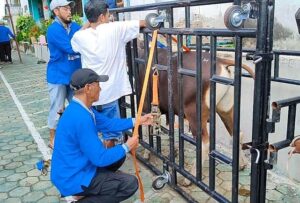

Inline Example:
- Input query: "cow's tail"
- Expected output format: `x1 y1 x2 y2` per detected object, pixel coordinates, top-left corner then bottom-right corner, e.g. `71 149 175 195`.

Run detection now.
219 58 255 79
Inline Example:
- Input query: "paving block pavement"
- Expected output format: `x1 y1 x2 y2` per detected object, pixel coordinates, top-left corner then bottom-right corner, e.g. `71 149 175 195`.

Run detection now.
1 52 300 203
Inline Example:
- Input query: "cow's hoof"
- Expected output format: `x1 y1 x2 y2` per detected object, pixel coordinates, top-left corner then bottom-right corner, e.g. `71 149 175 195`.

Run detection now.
180 178 192 187
239 164 247 171
143 151 151 160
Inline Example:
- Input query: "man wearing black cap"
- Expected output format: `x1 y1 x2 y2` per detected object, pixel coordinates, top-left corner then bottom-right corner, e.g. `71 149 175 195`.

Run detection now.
51 68 152 202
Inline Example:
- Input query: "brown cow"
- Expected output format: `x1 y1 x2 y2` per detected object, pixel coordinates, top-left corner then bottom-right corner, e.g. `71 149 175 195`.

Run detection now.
137 48 254 185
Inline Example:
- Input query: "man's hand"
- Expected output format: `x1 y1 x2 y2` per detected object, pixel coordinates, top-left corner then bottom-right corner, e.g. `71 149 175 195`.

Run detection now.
139 113 153 125
117 0 124 7
125 136 139 151
139 20 146 28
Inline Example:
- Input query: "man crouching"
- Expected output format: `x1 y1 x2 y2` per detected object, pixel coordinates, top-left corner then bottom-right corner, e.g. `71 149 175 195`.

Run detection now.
51 68 152 202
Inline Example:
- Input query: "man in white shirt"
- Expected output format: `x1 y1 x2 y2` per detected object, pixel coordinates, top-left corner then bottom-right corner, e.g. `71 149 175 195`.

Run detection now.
71 0 146 150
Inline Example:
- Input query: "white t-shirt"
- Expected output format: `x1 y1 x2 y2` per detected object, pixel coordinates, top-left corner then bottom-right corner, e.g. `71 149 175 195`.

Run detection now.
71 20 140 105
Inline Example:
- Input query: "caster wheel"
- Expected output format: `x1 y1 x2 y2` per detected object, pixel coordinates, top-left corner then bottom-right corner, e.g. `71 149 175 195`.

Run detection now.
152 176 166 191
224 5 245 31
146 13 163 30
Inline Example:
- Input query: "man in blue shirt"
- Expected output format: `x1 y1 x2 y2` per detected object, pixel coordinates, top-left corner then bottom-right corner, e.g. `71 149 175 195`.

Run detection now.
106 0 124 9
47 0 87 149
0 21 15 63
51 68 152 202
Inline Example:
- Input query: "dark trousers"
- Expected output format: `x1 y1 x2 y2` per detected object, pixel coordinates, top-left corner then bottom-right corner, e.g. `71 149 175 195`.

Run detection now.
0 42 12 62
105 156 126 172
76 168 138 203
0 43 5 61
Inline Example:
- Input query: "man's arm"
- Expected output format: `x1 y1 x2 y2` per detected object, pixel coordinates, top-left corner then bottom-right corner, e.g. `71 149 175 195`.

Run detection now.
78 118 127 167
47 26 78 55
93 108 134 133
93 109 153 133
113 19 146 44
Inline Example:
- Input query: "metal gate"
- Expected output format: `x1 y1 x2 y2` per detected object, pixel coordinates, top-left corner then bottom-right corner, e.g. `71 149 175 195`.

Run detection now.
111 0 300 202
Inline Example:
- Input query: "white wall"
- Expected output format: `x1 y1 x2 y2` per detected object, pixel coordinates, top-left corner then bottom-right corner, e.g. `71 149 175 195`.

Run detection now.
125 0 300 49
20 0 29 15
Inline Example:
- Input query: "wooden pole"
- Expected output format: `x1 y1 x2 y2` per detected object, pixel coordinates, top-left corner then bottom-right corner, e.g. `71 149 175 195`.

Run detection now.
5 0 23 63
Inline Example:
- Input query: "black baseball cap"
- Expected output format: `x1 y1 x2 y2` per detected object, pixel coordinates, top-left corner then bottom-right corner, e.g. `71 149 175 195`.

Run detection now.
70 68 109 91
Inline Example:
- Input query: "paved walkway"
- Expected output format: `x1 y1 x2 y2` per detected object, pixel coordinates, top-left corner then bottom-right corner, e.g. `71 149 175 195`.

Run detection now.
0 52 300 203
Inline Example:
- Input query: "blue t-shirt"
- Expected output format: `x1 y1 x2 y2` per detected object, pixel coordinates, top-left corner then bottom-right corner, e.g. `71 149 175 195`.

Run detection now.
51 100 134 196
0 25 14 43
106 0 117 8
46 20 81 84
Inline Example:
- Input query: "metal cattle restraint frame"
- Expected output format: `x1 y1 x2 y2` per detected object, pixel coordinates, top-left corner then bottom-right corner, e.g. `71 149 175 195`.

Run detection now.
110 0 300 202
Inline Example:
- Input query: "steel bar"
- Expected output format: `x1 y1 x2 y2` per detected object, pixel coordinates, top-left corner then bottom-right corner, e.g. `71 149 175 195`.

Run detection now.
209 36 217 191
195 35 203 181
110 0 234 13
177 34 185 169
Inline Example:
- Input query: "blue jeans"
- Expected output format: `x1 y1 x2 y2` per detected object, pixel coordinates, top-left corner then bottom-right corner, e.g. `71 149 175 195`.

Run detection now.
47 83 73 129
94 100 123 140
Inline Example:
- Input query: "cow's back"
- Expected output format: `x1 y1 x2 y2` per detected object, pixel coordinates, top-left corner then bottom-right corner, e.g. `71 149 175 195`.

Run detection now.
137 48 218 117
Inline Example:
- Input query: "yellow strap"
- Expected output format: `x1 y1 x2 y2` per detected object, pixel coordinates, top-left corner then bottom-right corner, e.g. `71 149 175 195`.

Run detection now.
131 29 158 202
152 69 159 106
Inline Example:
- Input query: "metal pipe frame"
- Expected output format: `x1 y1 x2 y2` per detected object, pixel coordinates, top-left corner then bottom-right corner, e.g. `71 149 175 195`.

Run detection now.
177 34 185 170
119 0 300 203
269 96 300 151
272 96 300 110
166 34 177 187
195 35 203 181
138 140 230 203
125 9 254 203
129 33 242 202
110 0 234 13
250 0 274 202
209 36 217 192
231 35 242 203
142 27 256 37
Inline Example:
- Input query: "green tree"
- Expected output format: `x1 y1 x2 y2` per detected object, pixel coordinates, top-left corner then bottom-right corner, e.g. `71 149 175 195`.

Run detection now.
72 14 83 26
16 15 35 42
40 19 54 36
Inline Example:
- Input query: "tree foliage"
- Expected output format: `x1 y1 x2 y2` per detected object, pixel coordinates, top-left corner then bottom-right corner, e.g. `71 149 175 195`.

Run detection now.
16 15 35 42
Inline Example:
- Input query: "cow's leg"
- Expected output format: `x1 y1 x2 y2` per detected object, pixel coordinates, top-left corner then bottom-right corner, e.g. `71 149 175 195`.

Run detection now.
216 107 247 170
182 103 210 186
214 67 247 169
182 139 209 187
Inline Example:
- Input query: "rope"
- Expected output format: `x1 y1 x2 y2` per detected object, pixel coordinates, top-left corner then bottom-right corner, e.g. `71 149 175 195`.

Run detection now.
170 35 191 52
131 29 158 202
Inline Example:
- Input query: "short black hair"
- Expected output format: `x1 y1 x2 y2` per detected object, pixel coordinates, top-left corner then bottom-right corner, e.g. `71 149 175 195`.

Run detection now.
84 0 109 23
